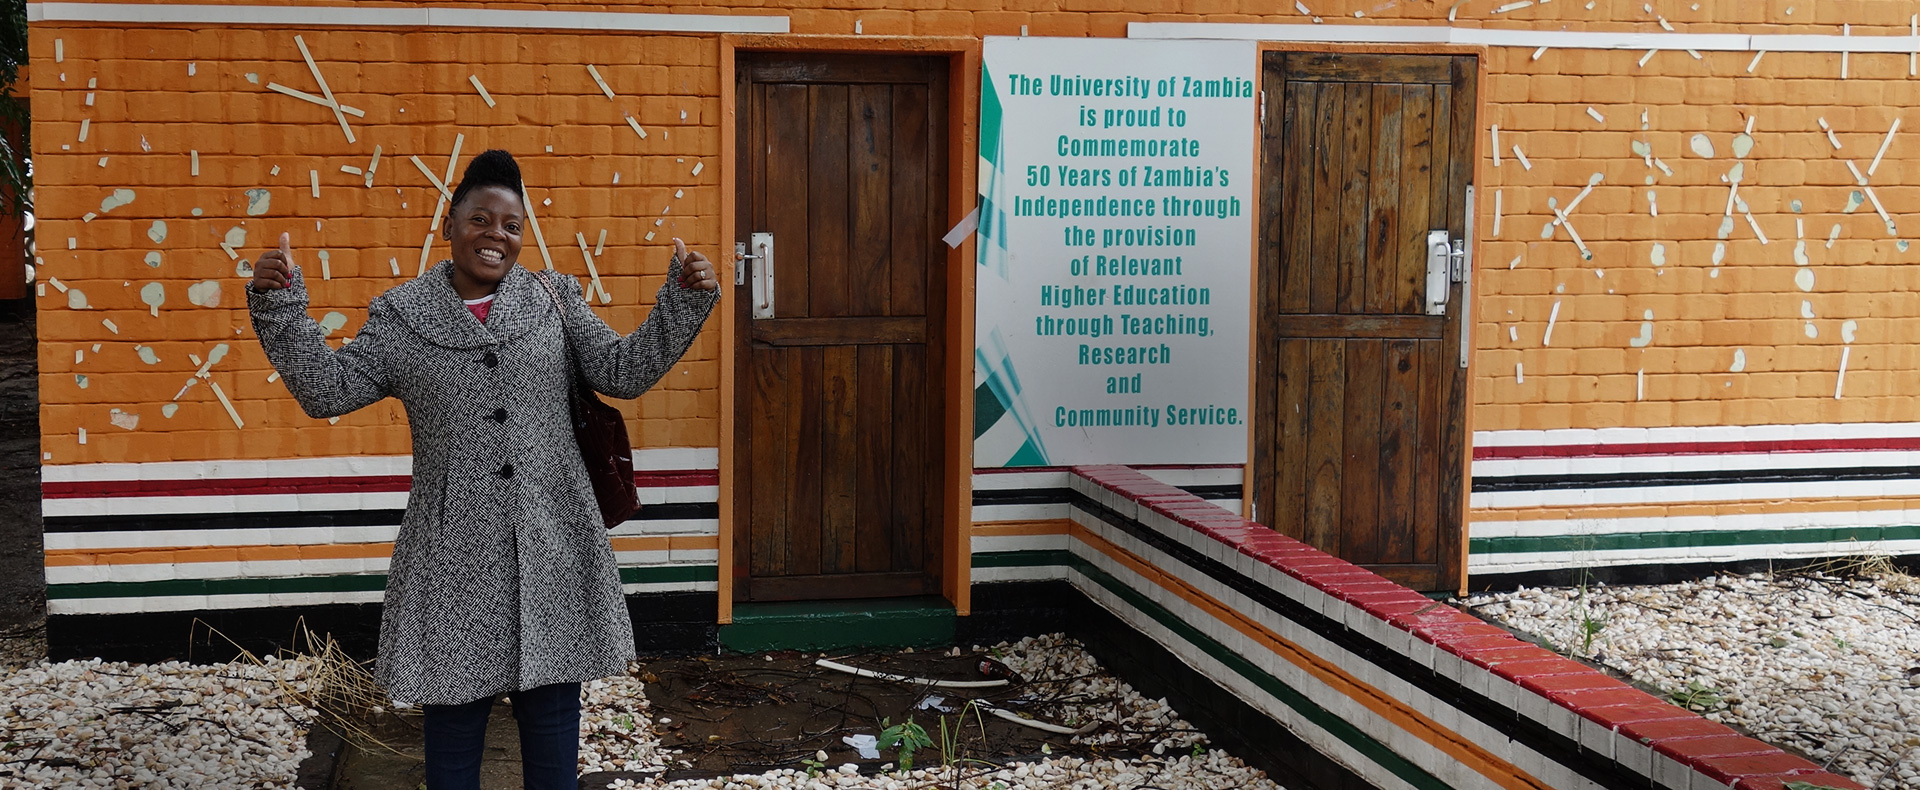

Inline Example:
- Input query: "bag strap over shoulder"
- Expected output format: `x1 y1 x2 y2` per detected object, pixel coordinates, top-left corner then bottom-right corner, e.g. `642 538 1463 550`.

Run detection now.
531 269 587 388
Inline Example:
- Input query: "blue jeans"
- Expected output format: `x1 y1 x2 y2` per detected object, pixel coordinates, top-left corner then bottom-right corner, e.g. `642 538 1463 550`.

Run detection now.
422 682 582 790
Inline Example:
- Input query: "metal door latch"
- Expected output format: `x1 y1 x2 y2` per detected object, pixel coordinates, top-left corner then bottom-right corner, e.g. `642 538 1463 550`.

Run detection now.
1425 230 1452 315
748 232 775 319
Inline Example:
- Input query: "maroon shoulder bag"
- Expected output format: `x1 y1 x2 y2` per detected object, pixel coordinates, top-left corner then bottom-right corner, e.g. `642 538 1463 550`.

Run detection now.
533 270 640 529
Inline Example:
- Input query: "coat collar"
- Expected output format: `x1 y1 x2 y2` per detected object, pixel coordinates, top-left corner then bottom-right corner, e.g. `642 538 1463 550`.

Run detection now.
383 262 554 349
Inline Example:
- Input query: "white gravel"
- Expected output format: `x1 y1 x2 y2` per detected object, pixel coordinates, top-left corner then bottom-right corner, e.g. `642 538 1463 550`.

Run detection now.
606 750 1270 790
0 632 1282 790
0 655 314 789
581 668 674 774
1467 571 1920 788
595 633 1281 790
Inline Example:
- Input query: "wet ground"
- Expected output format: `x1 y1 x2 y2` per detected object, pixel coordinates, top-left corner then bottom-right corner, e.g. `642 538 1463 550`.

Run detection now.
328 642 1189 789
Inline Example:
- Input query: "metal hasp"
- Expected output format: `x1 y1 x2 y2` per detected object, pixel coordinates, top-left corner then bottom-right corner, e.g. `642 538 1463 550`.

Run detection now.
733 241 753 285
749 232 775 319
1457 184 1475 368
1424 230 1452 315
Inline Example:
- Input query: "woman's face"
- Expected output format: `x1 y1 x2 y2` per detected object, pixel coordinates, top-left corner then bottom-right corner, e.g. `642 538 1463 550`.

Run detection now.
444 185 525 293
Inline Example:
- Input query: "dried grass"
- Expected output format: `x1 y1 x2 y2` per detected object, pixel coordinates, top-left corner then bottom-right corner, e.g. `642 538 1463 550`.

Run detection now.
192 617 407 756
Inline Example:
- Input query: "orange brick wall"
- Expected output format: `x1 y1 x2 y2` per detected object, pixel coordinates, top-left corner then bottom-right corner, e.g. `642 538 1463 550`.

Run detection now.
33 26 724 464
30 0 1920 467
1475 37 1919 433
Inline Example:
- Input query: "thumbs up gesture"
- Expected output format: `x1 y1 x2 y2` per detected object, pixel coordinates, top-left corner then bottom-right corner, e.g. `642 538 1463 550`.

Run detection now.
674 237 720 292
251 232 294 291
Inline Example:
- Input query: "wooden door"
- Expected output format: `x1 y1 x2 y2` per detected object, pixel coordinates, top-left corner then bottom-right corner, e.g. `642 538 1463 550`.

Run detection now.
732 54 949 602
1253 52 1476 592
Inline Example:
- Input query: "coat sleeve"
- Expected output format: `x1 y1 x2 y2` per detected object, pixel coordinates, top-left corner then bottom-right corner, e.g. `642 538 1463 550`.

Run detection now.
554 256 721 399
247 264 392 418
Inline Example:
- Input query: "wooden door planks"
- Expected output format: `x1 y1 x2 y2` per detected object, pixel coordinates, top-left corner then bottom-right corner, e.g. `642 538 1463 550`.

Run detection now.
807 84 852 318
734 54 948 601
1254 52 1476 592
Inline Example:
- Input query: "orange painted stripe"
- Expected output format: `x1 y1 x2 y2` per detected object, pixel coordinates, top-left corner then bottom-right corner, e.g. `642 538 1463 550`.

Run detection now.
1068 522 1549 790
48 535 719 566
1471 495 1920 522
47 543 397 566
970 519 1071 537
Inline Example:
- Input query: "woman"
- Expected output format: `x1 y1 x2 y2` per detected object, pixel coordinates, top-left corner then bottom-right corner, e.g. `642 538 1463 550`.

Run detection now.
246 149 721 788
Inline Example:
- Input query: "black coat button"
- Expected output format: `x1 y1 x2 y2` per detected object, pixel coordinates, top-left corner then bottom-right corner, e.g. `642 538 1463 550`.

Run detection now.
489 407 508 423
498 463 515 478
481 352 499 368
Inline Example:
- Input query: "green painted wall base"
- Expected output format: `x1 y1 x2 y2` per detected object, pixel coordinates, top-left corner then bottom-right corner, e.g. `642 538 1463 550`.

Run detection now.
719 596 956 653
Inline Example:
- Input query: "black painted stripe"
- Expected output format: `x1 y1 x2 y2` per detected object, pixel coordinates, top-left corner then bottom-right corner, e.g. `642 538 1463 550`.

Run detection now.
973 485 1240 506
1472 464 1920 492
44 502 720 533
1055 489 1651 790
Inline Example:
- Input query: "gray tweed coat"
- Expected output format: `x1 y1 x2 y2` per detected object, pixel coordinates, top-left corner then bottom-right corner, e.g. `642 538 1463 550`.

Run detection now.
248 259 719 706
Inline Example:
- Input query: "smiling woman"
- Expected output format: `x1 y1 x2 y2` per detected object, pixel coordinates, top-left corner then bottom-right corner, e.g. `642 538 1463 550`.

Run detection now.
243 149 722 790
442 152 528 300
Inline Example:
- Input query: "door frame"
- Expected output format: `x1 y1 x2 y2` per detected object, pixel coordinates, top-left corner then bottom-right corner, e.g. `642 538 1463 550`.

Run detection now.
718 36 981 622
1244 43 1487 594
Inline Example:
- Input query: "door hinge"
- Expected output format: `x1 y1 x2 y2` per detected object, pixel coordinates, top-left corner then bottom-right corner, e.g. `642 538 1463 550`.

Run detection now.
1259 90 1267 130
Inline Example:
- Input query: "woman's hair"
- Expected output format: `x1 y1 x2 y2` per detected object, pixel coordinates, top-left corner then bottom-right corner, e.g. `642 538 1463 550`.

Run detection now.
448 149 523 211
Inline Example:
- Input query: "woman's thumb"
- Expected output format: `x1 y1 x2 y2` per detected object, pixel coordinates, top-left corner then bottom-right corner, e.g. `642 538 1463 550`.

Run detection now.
278 232 291 259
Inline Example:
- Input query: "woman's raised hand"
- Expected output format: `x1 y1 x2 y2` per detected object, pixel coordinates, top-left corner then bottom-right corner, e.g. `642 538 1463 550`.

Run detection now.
674 237 720 292
251 232 295 291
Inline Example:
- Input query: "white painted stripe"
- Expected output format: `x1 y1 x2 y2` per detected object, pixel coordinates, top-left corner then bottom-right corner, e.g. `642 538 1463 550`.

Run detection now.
1138 467 1242 487
621 581 717 594
1128 21 1920 53
970 534 1070 553
50 578 719 614
614 519 720 537
969 502 1069 523
45 482 719 518
1470 506 1920 540
613 550 671 566
1066 522 1609 789
1469 539 1920 574
1472 421 1920 449
1472 477 1920 509
43 448 719 483
51 589 388 615
969 469 1071 490
45 491 412 518
29 3 788 33
1066 556 1488 790
46 525 401 550
1473 448 1920 479
50 557 385 585
970 565 1064 583
51 553 715 583
48 523 715 554
44 455 413 482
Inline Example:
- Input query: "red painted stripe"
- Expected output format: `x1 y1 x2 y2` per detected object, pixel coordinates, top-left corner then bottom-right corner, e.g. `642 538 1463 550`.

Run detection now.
1472 436 1920 461
43 470 720 499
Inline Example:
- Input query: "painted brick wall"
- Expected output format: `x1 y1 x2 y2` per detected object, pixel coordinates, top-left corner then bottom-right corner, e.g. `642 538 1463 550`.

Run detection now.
30 0 1920 591
33 25 723 465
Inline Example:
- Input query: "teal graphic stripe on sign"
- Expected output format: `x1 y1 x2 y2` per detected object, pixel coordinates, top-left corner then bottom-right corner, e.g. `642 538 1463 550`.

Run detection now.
975 332 1051 466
